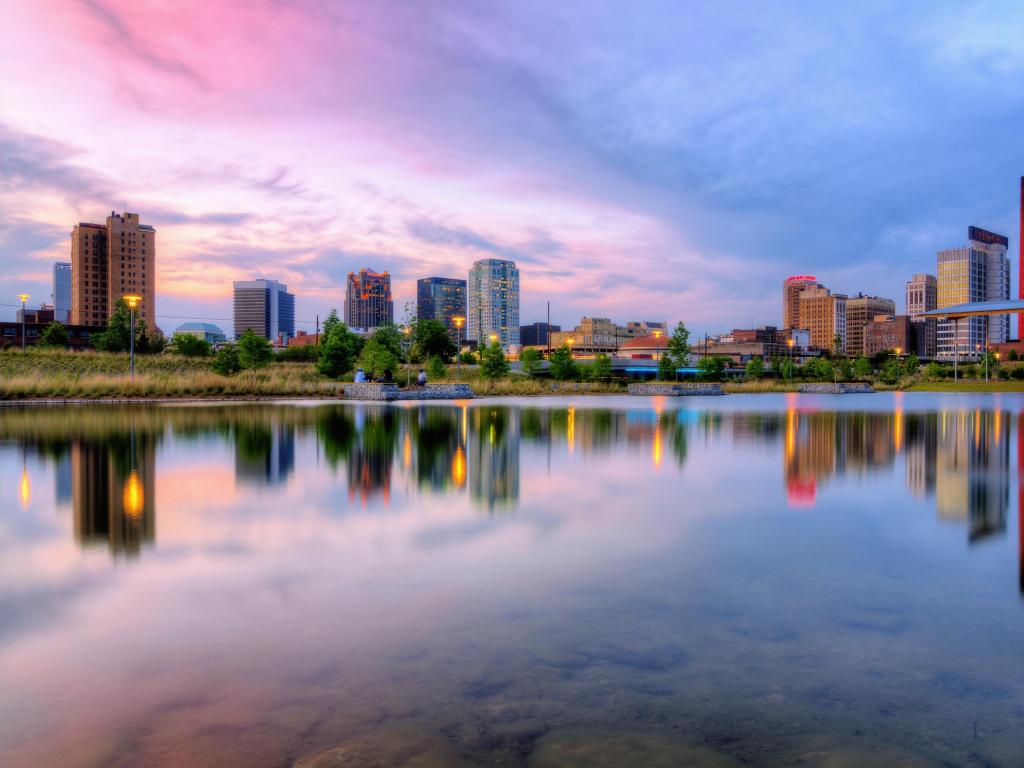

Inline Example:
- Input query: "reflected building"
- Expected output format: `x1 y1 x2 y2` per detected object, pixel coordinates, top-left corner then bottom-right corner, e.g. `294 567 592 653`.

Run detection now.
348 408 399 505
469 407 520 511
935 411 1008 542
234 421 296 486
904 413 938 498
55 452 72 504
71 438 155 557
410 407 465 492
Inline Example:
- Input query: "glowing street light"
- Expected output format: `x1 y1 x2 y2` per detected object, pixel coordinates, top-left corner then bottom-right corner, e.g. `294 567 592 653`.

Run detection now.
452 315 465 383
653 328 663 369
566 336 575 357
123 295 142 380
16 293 29 351
786 337 795 382
403 324 412 387
894 347 902 385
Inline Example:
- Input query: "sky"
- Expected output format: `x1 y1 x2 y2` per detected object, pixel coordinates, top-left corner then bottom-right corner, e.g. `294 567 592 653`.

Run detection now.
2 0 1024 337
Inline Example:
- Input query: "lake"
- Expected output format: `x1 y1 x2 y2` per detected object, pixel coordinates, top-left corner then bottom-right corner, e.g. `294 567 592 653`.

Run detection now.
0 394 1021 767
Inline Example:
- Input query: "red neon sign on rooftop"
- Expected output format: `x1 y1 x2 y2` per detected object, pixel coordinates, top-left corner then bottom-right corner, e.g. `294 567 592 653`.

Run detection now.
785 274 817 282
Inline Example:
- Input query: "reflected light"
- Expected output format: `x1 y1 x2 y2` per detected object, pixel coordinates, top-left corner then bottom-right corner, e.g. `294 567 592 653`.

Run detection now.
567 406 575 454
403 431 412 468
123 470 144 518
19 466 31 509
653 425 663 470
452 446 466 487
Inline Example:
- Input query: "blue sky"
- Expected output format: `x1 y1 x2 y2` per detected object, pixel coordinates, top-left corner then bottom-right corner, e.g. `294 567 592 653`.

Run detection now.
1 0 1023 335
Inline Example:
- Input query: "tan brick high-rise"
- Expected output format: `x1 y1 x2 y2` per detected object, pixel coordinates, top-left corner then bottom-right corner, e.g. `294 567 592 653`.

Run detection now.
71 212 156 331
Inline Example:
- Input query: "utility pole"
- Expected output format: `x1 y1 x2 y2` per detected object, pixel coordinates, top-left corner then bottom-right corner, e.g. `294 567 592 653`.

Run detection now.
315 314 320 345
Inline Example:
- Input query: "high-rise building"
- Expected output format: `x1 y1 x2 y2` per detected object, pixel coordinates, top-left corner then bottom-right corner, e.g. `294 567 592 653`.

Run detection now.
1019 177 1023 340
52 262 71 322
798 285 847 352
905 273 937 318
233 279 295 342
783 275 821 329
345 268 393 329
937 226 1010 361
845 294 895 357
417 277 466 341
70 212 156 330
468 258 520 349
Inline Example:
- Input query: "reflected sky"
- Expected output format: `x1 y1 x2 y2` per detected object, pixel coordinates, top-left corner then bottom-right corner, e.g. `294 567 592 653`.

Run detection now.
0 395 1022 767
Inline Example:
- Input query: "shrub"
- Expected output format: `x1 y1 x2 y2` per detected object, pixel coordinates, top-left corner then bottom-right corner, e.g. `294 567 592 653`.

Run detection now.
459 350 478 365
427 355 446 380
520 348 542 377
1012 366 1024 380
592 353 613 380
744 356 765 380
212 345 241 375
38 321 69 348
237 330 273 371
548 346 577 380
317 323 362 379
480 341 510 379
168 333 212 357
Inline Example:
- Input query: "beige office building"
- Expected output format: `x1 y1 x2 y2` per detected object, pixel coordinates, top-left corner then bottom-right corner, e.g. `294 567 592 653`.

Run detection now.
71 212 156 330
798 286 847 352
845 294 896 357
782 275 821 329
905 273 937 318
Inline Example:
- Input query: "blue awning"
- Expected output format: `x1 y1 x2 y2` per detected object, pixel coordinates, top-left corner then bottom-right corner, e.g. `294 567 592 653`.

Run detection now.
922 299 1024 319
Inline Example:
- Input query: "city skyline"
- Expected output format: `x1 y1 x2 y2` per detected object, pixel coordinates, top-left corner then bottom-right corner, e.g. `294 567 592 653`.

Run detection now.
4 2 1024 336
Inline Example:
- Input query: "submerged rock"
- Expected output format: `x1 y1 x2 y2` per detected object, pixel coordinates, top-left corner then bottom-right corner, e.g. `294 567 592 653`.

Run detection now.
294 727 476 768
529 727 742 767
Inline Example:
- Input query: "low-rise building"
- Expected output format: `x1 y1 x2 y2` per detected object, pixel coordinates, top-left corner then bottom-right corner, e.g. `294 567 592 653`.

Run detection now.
1 321 95 349
551 317 668 355
173 322 226 344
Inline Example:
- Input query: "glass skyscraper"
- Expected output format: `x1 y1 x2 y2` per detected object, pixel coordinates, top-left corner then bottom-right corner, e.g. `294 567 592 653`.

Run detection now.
53 261 71 322
417 277 467 342
467 258 520 350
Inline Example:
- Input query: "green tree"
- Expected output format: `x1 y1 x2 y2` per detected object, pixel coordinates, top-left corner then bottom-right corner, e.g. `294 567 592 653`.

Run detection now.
592 352 613 380
413 319 457 361
1009 349 1020 361
744 356 765 380
832 334 844 357
520 347 542 377
427 355 446 380
548 345 578 380
697 355 726 382
880 357 900 385
91 299 133 352
853 356 873 379
212 344 241 375
169 333 212 357
668 321 691 366
459 350 478 365
836 356 854 381
317 322 362 378
38 321 69 348
480 341 510 379
370 324 405 360
322 309 341 339
801 357 834 382
358 338 399 379
923 361 943 379
657 353 676 381
904 353 920 375
237 329 273 371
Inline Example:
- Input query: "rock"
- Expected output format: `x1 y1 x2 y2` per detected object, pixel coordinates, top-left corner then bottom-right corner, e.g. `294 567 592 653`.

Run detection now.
294 727 475 768
529 727 743 767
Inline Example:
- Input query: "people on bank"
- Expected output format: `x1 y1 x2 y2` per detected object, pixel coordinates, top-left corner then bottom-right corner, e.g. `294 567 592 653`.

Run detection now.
352 368 427 386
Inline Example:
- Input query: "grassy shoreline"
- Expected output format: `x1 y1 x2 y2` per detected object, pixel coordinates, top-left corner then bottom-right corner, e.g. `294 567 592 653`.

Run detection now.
5 349 1024 401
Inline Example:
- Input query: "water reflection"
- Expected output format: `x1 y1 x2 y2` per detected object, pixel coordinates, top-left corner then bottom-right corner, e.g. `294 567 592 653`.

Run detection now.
1 397 1023 767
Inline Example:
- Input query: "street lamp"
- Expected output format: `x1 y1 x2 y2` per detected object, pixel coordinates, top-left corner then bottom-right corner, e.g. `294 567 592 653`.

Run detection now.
894 347 901 385
652 329 662 364
566 336 575 357
123 295 142 380
452 315 465 383
786 337 795 382
403 324 412 387
16 293 29 351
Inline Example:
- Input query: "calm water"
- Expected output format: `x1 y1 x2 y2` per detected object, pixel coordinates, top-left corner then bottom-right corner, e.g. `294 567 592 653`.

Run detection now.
1 394 1022 767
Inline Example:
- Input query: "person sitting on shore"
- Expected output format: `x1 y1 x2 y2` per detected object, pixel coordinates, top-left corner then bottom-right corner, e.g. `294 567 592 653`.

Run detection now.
354 368 367 383
417 369 427 387
380 369 394 383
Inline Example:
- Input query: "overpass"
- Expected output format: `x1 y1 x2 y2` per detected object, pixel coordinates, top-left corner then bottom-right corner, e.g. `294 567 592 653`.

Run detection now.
922 299 1024 377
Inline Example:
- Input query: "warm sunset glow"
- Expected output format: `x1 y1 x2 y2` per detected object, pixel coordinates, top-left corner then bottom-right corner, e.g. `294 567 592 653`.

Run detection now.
123 470 145 518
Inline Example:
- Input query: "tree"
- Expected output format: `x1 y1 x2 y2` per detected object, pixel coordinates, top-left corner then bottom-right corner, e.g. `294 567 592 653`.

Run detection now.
1009 349 1020 362
427 355 446 380
237 329 272 371
880 357 900 385
697 355 726 382
459 350 478 365
520 348 542 377
38 321 69 348
322 309 341 339
836 356 853 381
480 341 510 379
923 361 943 379
317 322 362 378
904 353 920 375
744 356 765 380
592 352 613 380
853 356 873 379
657 353 676 381
169 333 212 357
801 357 834 382
370 324 405 360
548 345 577 380
832 334 844 358
91 299 132 352
668 321 691 366
413 319 457 361
212 344 241 375
358 337 399 379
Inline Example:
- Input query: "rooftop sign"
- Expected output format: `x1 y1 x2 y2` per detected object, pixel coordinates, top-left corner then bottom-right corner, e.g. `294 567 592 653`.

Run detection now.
968 226 1008 248
785 275 817 282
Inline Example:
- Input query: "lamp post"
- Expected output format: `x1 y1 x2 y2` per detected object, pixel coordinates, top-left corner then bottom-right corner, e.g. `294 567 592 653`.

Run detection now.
566 336 575 358
123 295 142 381
452 315 465 383
786 337 795 383
403 324 412 387
894 347 902 385
16 293 29 351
